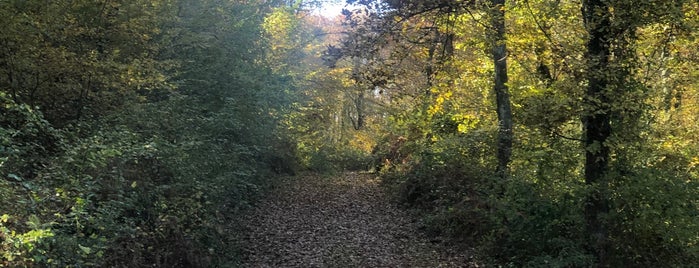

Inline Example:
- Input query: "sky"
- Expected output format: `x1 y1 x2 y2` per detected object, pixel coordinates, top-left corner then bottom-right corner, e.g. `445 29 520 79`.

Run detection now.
312 0 348 18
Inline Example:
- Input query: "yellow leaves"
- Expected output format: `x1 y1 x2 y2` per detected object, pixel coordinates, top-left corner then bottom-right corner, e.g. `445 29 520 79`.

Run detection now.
263 7 301 53
1 214 54 263
453 114 479 133
341 75 356 87
690 157 699 172
428 89 452 116
426 86 481 134
349 131 375 152
264 8 296 37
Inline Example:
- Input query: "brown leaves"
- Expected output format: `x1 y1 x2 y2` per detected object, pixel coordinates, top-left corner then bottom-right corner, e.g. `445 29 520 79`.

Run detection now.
238 172 477 267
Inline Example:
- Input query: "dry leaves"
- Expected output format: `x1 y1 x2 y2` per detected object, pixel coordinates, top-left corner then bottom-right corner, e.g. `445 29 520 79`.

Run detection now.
237 172 478 267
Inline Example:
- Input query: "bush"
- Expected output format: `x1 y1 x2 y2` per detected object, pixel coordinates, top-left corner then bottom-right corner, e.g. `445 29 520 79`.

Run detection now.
1 95 65 266
0 93 63 180
482 179 594 267
380 123 699 267
607 167 699 267
303 143 372 174
380 133 495 241
0 94 295 267
379 130 598 267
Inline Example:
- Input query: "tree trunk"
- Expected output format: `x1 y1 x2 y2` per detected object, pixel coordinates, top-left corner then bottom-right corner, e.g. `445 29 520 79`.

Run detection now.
490 0 512 178
355 89 365 130
351 57 365 130
582 0 612 266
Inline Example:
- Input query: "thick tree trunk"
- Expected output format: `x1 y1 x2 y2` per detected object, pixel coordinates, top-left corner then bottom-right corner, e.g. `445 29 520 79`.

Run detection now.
582 0 612 266
491 0 512 178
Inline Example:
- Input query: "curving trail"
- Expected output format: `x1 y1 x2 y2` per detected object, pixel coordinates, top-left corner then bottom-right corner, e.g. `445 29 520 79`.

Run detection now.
238 172 478 267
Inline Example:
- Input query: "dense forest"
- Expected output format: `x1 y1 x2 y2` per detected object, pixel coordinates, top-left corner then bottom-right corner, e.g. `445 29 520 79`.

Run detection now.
1 0 697 267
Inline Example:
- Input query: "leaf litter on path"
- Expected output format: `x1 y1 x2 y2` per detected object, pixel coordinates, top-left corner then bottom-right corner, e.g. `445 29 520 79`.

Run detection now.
238 172 478 267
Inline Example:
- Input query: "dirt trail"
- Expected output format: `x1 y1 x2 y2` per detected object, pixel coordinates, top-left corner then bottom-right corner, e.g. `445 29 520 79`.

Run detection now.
238 172 477 267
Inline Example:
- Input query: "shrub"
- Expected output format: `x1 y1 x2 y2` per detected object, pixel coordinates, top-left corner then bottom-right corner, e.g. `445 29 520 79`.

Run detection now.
482 179 594 267
607 167 699 267
380 130 597 267
380 133 495 241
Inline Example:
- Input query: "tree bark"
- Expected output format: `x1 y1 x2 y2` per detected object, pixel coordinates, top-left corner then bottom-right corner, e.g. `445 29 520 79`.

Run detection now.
490 0 512 178
355 89 365 130
351 57 365 130
582 0 612 266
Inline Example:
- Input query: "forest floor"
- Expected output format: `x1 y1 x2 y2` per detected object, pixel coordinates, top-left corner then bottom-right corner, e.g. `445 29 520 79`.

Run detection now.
237 172 478 267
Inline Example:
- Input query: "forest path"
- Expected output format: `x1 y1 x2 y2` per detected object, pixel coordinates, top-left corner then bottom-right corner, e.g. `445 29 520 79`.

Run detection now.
237 172 477 267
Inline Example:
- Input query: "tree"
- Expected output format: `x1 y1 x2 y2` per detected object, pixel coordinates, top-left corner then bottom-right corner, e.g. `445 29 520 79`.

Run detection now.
333 0 698 266
0 0 174 126
488 0 512 178
581 0 613 264
1 0 302 266
580 0 690 265
337 0 515 175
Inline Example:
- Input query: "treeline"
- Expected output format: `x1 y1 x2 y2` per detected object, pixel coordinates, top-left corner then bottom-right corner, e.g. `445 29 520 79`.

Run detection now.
2 0 698 267
313 0 698 267
1 0 299 266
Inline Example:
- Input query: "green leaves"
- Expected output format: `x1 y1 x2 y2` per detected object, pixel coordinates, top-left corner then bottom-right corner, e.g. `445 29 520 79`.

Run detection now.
1 214 54 266
338 0 699 266
0 0 175 125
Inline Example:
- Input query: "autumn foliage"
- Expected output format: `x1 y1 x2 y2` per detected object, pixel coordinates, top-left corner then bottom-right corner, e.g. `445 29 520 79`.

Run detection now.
1 0 698 267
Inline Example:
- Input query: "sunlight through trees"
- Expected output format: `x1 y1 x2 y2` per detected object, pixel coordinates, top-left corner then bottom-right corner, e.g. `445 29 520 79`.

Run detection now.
1 0 697 267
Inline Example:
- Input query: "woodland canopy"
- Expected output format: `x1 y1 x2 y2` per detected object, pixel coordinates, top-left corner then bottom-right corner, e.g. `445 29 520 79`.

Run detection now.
1 0 697 267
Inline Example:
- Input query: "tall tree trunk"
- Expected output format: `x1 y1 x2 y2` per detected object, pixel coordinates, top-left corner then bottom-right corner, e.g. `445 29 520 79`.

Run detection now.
351 57 365 130
582 0 612 265
425 27 437 91
490 0 512 178
355 89 365 130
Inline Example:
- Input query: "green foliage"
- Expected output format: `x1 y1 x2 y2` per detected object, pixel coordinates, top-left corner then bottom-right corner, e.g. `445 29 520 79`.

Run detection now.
347 0 699 266
379 126 699 267
484 180 594 267
2 0 698 266
0 91 295 267
0 95 60 267
380 133 495 235
0 93 63 179
0 214 54 266
378 129 594 267
0 0 175 125
0 0 299 267
607 167 699 267
335 147 374 171
379 121 698 267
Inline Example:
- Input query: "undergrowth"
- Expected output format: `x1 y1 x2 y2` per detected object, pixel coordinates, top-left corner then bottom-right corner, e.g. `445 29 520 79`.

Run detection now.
376 131 698 267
